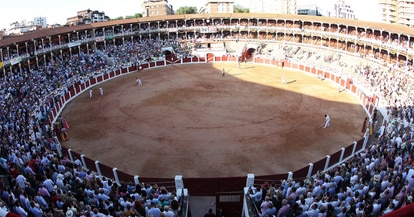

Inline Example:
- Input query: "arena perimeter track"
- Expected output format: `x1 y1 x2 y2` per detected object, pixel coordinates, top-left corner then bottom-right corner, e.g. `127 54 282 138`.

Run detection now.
60 62 366 178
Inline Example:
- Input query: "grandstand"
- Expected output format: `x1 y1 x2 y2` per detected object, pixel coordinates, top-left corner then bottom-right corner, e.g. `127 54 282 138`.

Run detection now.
191 40 227 57
0 13 413 217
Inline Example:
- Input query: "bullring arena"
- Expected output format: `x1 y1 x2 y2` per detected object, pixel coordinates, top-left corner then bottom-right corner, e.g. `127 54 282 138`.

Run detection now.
0 13 414 217
60 62 366 178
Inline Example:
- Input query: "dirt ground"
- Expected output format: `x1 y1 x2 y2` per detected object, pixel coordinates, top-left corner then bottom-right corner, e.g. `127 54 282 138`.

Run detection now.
60 62 366 178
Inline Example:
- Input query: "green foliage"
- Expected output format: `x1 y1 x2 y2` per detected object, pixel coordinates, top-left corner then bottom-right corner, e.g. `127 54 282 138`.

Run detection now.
112 16 125 21
127 13 143 19
233 4 249 13
175 6 198 14
111 13 142 21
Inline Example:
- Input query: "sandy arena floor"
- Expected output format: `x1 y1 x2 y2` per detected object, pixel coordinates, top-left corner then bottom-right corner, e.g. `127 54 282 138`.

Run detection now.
60 62 366 178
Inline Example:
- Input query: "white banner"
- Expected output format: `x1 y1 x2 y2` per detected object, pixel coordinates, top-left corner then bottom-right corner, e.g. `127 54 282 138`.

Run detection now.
68 42 81 48
10 57 22 65
95 36 105 42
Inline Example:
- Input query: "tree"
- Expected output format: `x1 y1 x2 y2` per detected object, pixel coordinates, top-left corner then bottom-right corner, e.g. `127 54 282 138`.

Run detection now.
125 13 143 19
111 13 142 21
175 6 198 14
112 16 124 21
233 4 249 13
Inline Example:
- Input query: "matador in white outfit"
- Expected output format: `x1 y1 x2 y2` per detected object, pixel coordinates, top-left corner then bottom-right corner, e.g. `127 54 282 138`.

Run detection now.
136 78 143 86
324 114 330 128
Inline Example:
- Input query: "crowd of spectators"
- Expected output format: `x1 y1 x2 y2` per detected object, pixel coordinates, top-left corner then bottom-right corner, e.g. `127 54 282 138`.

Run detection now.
261 43 414 112
240 45 414 217
0 38 184 217
0 29 413 217
216 39 414 217
249 113 414 217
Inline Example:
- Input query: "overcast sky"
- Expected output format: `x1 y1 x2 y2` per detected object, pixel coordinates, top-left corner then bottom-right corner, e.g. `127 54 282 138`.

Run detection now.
0 0 379 30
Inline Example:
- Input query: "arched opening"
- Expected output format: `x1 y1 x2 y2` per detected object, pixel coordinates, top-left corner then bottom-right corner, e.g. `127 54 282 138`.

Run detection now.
163 50 173 60
242 47 256 62
207 53 214 62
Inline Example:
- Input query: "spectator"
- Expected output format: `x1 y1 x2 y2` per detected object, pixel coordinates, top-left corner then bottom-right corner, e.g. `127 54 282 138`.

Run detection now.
259 202 277 217
204 208 216 217
0 25 413 217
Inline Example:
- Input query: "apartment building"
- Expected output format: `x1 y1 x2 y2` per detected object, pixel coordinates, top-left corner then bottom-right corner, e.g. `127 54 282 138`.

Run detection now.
379 0 414 26
66 9 109 26
199 0 235 14
333 0 355 19
249 0 297 14
34 17 47 28
141 0 174 17
297 5 323 16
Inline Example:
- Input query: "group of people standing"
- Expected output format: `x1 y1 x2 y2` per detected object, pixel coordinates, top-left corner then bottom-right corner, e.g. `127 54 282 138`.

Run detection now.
89 87 104 98
54 116 70 141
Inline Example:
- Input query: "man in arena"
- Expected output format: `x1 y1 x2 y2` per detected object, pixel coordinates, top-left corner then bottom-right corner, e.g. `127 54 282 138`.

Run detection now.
324 114 331 128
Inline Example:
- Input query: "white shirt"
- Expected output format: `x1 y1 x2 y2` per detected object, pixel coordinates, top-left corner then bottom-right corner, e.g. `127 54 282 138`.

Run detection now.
16 175 27 189
325 115 330 122
15 205 28 217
